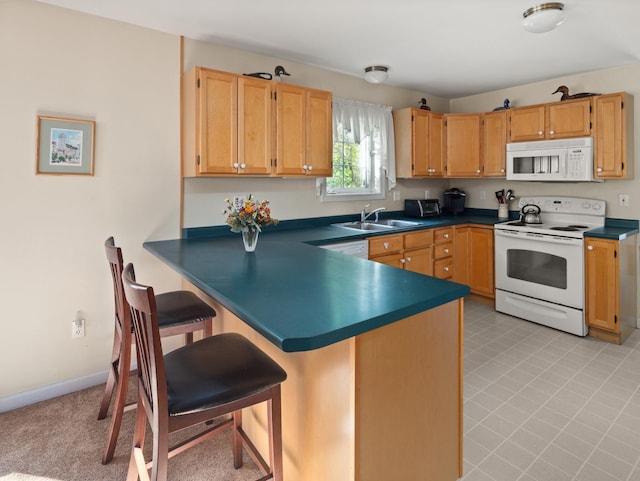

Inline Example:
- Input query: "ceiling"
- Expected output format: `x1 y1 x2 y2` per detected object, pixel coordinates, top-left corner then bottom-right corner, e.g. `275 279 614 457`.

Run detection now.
36 0 640 99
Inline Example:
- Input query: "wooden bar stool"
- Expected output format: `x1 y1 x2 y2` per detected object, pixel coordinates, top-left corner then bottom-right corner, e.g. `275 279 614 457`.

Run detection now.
122 262 286 481
98 237 216 464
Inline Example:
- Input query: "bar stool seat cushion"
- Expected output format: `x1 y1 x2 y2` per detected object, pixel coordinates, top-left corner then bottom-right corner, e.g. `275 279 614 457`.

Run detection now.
164 332 287 416
155 291 216 329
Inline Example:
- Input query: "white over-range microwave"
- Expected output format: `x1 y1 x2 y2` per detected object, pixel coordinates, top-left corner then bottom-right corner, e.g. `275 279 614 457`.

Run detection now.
506 137 599 182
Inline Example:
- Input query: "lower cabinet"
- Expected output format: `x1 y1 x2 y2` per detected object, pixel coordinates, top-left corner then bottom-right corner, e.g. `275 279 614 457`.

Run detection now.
368 224 495 300
585 236 637 344
369 230 433 275
454 225 495 298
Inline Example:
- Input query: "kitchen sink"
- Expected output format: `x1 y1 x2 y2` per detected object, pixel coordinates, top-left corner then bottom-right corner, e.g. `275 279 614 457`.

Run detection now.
373 219 421 227
333 221 394 231
332 219 421 231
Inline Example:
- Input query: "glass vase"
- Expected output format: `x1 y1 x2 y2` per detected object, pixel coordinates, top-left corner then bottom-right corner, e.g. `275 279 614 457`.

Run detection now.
242 229 259 252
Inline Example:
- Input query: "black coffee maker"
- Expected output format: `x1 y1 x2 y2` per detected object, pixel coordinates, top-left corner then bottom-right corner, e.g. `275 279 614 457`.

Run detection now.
443 188 466 215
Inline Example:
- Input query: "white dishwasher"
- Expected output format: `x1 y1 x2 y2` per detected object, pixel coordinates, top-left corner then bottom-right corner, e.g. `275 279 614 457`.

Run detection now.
318 239 369 259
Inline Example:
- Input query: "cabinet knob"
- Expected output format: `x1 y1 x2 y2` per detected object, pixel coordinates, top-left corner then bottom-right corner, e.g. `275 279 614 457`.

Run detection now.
233 162 239 169
549 130 555 135
444 266 449 272
444 233 449 239
400 258 406 264
538 131 543 136
383 242 390 249
501 169 505 173
476 169 481 174
240 163 246 169
444 248 449 254
406 257 412 262
308 165 313 171
587 245 594 251
596 167 603 173
302 164 308 170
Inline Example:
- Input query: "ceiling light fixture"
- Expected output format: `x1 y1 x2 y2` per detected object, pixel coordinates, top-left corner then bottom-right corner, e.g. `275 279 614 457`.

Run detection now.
522 2 566 33
364 66 389 84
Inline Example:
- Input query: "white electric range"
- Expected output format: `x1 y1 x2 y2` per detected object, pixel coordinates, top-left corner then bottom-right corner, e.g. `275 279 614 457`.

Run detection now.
494 196 606 336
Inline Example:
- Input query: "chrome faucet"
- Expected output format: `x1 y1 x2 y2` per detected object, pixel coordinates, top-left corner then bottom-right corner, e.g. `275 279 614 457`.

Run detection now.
360 204 386 223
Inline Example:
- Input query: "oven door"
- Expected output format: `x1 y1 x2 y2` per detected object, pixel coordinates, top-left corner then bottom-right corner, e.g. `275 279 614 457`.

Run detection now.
495 229 584 309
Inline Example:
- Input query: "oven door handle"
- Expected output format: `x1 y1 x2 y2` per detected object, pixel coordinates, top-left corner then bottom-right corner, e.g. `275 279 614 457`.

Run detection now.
495 229 583 246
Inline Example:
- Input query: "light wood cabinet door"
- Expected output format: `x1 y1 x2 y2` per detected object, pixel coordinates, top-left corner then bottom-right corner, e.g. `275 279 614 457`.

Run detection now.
585 238 619 332
508 105 546 142
482 111 507 177
237 76 273 175
306 88 333 176
594 93 633 179
547 98 592 139
453 226 470 285
394 109 445 178
276 84 306 175
468 227 494 298
445 113 482 177
196 69 238 175
276 85 332 176
404 247 433 275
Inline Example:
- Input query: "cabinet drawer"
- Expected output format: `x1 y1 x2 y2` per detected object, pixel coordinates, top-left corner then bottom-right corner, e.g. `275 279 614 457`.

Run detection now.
369 235 403 257
434 242 454 260
404 230 434 250
434 227 454 244
434 258 454 279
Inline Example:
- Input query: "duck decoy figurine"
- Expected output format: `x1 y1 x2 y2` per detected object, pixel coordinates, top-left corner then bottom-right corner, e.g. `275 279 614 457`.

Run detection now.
493 99 511 111
274 65 291 78
552 85 600 101
418 98 431 110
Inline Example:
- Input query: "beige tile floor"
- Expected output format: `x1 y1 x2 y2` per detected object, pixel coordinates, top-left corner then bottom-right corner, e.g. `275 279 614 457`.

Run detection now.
461 300 640 481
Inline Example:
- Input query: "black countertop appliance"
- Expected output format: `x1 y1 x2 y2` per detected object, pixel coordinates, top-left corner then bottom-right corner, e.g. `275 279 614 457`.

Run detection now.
443 188 466 215
404 199 441 218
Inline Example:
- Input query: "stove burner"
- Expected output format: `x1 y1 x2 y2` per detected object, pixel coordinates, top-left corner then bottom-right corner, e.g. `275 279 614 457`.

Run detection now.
550 226 581 232
506 221 542 226
567 224 588 229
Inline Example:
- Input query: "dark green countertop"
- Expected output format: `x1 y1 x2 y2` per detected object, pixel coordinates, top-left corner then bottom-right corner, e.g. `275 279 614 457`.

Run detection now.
144 235 470 352
146 209 637 352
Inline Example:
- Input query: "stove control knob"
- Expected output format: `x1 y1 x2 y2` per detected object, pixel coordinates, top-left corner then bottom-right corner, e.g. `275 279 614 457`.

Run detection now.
592 203 602 211
582 201 591 209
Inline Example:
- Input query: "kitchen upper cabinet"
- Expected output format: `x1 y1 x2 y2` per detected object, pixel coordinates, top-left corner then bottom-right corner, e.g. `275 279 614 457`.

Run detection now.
585 236 637 345
482 111 507 177
275 85 332 176
454 225 494 298
508 98 592 142
394 108 445 178
445 113 482 177
594 92 634 179
182 67 273 176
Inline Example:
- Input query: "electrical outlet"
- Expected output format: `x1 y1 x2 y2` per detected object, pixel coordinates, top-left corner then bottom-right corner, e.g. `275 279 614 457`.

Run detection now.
424 190 430 199
392 191 401 201
480 191 486 200
619 194 630 207
72 319 85 338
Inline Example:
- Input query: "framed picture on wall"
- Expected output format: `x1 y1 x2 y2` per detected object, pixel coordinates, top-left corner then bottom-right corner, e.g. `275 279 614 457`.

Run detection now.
36 115 95 176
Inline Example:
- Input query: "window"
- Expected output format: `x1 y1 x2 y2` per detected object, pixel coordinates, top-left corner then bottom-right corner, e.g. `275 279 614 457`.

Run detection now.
318 98 396 201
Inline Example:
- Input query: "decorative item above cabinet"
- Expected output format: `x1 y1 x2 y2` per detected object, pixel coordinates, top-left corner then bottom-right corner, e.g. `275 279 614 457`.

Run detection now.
182 66 332 178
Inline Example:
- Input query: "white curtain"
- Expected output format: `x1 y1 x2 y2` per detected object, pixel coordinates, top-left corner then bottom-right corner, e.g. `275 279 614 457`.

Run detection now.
332 97 397 190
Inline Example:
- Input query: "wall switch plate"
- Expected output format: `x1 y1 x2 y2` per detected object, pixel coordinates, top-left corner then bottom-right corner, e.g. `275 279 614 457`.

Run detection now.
392 191 401 201
480 191 486 200
619 194 630 206
72 319 85 338
424 190 430 199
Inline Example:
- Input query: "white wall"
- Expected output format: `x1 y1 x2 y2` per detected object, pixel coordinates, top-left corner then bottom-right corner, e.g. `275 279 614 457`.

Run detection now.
0 0 184 399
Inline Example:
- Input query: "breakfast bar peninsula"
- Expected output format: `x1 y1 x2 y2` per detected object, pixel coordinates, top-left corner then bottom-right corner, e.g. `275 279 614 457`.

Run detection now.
144 229 469 481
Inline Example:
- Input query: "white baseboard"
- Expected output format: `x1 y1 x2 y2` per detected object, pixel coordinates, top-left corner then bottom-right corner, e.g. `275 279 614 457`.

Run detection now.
0 370 108 414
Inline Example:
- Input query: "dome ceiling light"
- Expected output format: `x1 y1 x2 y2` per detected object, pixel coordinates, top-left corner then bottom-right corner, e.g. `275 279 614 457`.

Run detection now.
522 3 566 33
364 65 389 84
